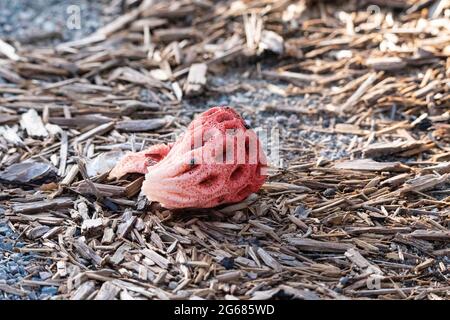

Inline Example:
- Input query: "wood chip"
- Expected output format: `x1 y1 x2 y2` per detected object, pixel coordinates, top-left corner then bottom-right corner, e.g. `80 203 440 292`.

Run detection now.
334 159 411 172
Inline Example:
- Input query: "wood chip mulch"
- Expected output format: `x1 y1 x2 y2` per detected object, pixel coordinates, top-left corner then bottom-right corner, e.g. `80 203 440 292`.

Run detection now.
0 0 449 300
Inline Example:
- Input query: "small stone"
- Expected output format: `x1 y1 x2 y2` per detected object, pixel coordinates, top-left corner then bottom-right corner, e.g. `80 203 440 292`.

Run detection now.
28 292 38 300
0 161 57 185
247 237 261 247
15 242 24 248
26 226 51 240
0 242 13 251
220 257 235 270
168 281 178 290
294 204 310 219
0 270 7 280
39 272 52 280
339 276 349 285
8 264 19 275
0 226 9 235
41 286 58 296
323 188 336 197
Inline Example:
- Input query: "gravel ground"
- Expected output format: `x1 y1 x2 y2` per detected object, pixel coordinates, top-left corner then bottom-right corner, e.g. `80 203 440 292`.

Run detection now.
0 0 120 45
1 206 62 300
0 208 33 299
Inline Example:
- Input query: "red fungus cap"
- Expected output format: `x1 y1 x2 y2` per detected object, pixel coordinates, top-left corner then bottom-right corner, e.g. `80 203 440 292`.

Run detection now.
110 107 267 209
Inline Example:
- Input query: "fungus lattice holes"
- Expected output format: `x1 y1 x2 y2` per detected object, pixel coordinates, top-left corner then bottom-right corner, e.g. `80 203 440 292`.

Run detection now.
230 166 244 181
203 108 220 117
199 174 218 187
215 113 234 123
223 120 240 130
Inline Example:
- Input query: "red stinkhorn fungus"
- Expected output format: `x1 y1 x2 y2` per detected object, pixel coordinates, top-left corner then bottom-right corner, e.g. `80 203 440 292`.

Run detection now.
110 107 267 209
109 143 172 179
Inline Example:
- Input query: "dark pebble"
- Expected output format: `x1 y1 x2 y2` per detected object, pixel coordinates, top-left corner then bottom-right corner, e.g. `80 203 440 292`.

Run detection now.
168 281 178 290
0 242 13 251
28 292 38 300
294 204 310 219
15 242 25 248
415 118 432 131
8 264 19 275
323 188 336 197
220 257 235 270
247 237 261 247
339 276 350 285
0 226 9 235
